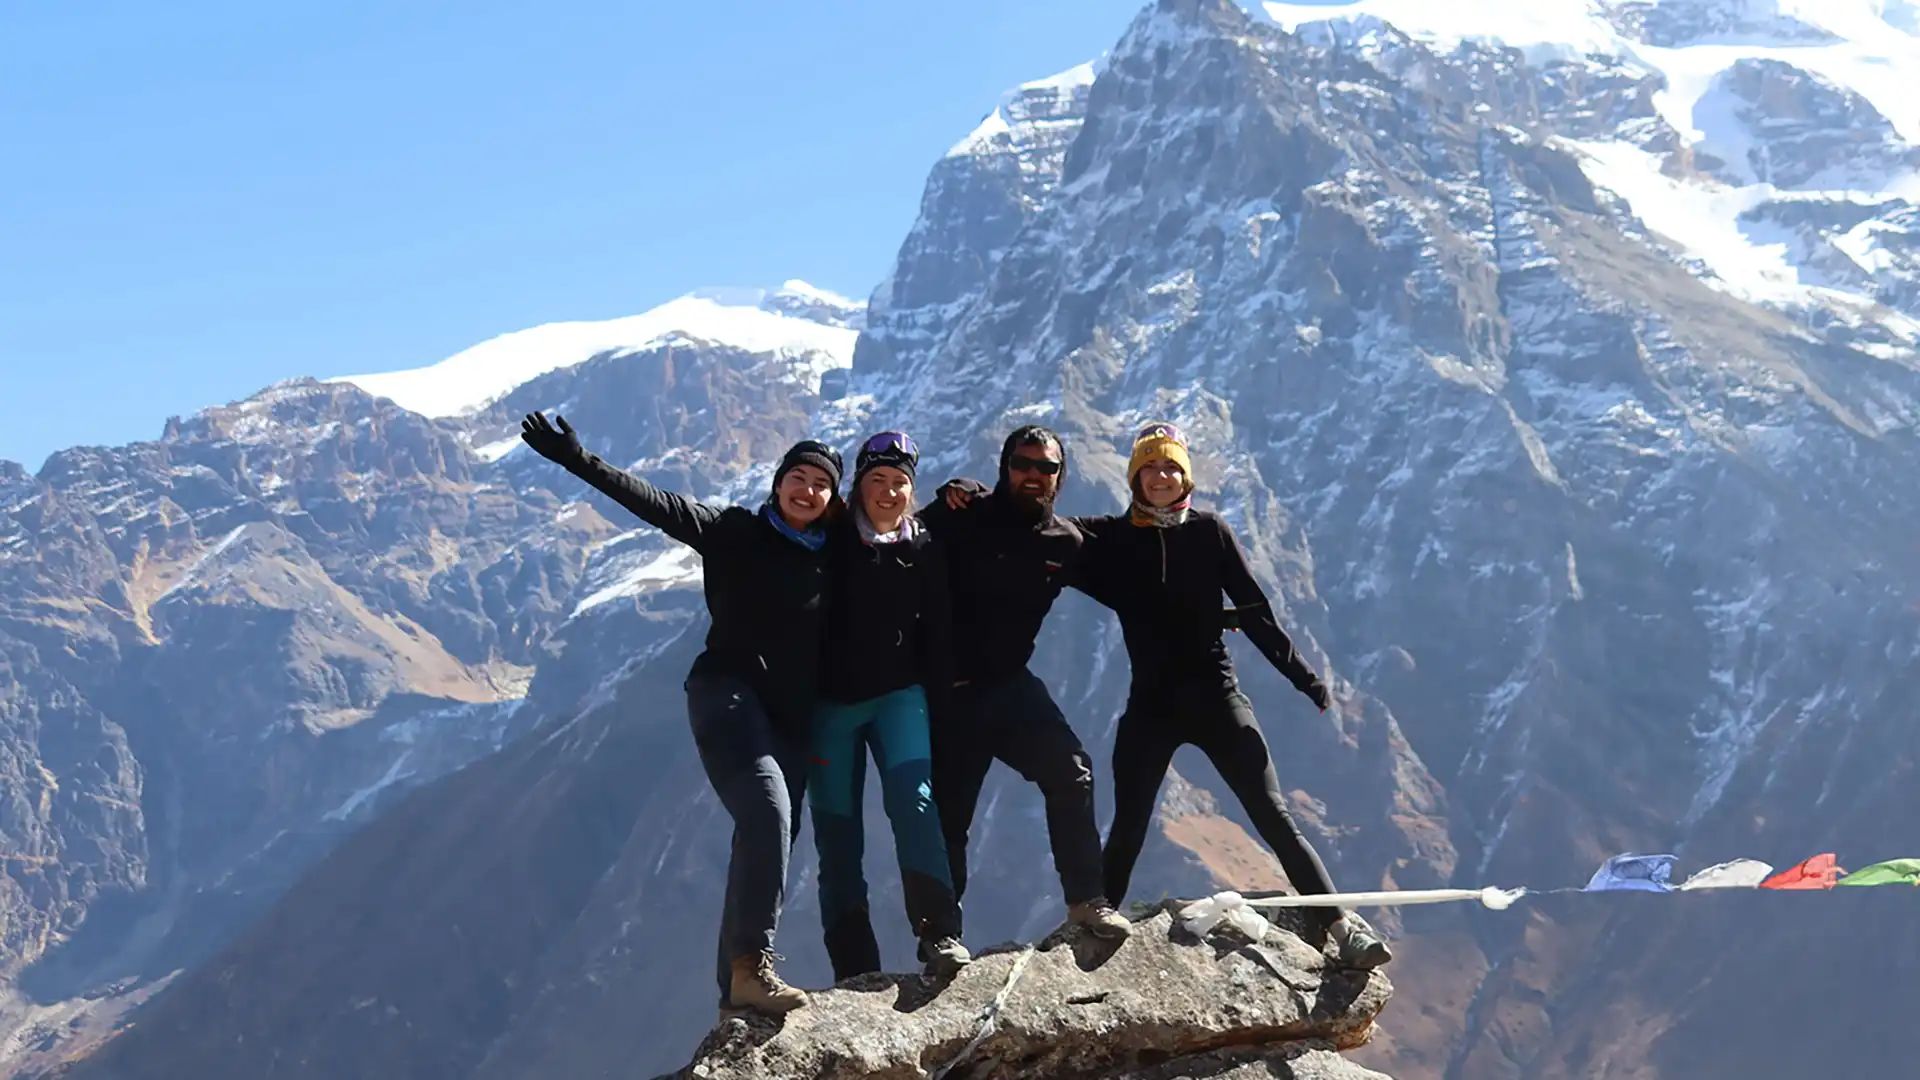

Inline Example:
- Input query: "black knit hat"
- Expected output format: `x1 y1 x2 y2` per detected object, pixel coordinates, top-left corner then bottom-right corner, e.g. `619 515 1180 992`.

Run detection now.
773 439 843 496
854 430 918 485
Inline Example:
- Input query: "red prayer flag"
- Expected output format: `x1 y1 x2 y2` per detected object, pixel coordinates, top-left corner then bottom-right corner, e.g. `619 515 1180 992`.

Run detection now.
1759 853 1843 890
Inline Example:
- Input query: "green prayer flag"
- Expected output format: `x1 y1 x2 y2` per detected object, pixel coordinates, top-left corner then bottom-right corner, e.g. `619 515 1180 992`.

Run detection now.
1835 859 1920 887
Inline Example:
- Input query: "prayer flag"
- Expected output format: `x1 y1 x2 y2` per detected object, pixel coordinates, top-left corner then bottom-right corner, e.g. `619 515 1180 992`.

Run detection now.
1677 859 1774 890
1835 859 1920 887
1759 853 1842 890
1584 853 1677 892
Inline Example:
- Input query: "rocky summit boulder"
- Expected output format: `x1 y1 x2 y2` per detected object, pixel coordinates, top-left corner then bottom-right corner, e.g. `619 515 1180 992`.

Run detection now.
658 901 1392 1080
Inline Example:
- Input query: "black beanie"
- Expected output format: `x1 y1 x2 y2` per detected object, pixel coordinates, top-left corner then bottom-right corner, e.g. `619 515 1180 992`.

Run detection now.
773 439 843 496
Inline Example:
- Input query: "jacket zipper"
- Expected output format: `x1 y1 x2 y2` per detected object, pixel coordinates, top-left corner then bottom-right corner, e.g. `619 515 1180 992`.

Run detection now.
1158 529 1167 584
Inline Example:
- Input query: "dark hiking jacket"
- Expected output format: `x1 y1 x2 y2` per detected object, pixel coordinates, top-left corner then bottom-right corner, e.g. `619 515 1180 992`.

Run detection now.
1071 510 1326 704
821 515 957 719
560 450 829 731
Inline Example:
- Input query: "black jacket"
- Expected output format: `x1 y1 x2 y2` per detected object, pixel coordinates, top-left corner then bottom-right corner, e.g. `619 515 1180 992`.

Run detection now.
821 516 956 717
1071 510 1325 704
918 489 1085 685
559 450 828 731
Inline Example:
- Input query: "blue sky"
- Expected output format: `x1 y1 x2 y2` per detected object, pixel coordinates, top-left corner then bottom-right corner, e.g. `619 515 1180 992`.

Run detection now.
1 0 1159 471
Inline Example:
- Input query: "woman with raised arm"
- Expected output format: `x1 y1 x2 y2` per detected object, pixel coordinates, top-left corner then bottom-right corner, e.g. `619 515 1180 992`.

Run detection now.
519 411 842 1016
808 430 971 982
1079 422 1391 969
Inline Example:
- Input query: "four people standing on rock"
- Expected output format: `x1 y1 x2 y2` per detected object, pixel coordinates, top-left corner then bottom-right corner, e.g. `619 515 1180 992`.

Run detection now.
521 410 1385 1019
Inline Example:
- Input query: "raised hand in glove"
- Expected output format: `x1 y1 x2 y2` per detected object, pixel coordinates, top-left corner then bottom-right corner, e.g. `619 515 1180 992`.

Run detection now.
520 412 583 464
1304 678 1332 713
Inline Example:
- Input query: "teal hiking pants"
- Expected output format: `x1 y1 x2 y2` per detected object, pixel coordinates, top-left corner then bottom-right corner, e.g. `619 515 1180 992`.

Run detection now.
808 685 960 979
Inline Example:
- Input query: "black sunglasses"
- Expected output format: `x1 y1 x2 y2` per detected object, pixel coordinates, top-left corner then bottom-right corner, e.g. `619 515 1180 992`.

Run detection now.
1007 455 1062 476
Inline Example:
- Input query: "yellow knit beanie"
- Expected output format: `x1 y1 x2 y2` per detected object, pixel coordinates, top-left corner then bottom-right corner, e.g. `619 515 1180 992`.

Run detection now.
1128 422 1193 494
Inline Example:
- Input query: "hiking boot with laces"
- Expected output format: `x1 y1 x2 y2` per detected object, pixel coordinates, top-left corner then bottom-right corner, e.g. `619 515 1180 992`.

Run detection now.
1067 897 1133 940
727 950 809 1014
919 934 973 978
1331 915 1393 970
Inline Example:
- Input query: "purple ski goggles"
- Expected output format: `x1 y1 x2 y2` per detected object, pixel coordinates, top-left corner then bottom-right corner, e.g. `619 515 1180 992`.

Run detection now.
862 430 919 459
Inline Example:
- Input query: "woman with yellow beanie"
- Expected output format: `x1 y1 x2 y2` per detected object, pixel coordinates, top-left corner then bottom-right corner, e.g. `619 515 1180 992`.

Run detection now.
1075 421 1391 970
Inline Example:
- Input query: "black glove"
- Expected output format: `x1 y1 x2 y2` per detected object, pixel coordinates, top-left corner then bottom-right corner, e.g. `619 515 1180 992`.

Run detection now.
520 412 583 465
939 477 989 510
1304 678 1332 712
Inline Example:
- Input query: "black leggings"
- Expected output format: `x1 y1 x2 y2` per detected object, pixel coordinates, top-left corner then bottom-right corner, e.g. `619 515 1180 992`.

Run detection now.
1103 686 1343 929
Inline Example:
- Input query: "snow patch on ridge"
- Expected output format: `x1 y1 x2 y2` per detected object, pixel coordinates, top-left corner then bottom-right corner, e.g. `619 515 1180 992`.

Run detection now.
330 284 860 419
948 61 1100 158
571 543 704 617
1564 138 1810 300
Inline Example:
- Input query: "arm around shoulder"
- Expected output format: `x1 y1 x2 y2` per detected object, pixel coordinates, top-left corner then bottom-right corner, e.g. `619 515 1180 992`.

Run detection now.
917 477 989 533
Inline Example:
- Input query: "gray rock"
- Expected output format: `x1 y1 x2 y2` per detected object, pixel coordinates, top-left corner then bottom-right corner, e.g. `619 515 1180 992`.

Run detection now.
658 905 1388 1080
1121 1047 1393 1080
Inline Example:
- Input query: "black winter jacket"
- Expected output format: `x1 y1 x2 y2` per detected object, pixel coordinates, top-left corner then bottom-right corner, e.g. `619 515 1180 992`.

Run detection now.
558 450 829 732
918 489 1085 685
1071 510 1325 705
821 516 957 718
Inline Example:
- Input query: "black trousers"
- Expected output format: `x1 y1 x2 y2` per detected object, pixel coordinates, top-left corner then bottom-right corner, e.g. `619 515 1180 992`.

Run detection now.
685 672 808 1003
1103 684 1344 929
931 668 1106 919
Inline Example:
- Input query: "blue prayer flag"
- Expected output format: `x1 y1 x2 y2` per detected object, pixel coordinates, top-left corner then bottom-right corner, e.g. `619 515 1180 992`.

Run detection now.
1584 853 1677 893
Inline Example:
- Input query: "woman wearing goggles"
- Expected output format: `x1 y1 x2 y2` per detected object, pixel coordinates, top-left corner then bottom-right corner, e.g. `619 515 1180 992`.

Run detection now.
808 429 972 981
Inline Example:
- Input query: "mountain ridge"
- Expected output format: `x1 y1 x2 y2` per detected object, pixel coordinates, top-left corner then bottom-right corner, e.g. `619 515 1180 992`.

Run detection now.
7 0 1920 1077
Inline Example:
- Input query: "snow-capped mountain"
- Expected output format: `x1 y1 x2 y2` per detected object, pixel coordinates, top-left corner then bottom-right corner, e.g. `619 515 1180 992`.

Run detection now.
332 281 861 418
11 1 1920 1079
1264 0 1920 348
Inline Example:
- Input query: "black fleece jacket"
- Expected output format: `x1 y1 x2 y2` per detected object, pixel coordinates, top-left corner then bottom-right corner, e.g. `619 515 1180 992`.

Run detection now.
557 449 828 732
918 489 1084 686
1070 510 1327 705
820 516 957 718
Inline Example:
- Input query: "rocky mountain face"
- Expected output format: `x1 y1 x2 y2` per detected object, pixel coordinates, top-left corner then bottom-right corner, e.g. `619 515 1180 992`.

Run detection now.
9 0 1920 1077
0 288 858 1076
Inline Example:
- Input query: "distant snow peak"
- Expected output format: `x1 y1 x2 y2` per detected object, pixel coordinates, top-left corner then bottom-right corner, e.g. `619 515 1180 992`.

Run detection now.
328 281 864 419
1262 0 1920 144
688 280 864 327
948 60 1101 159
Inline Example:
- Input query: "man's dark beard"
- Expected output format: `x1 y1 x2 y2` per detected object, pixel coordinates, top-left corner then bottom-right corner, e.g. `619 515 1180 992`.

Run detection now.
1004 484 1055 520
